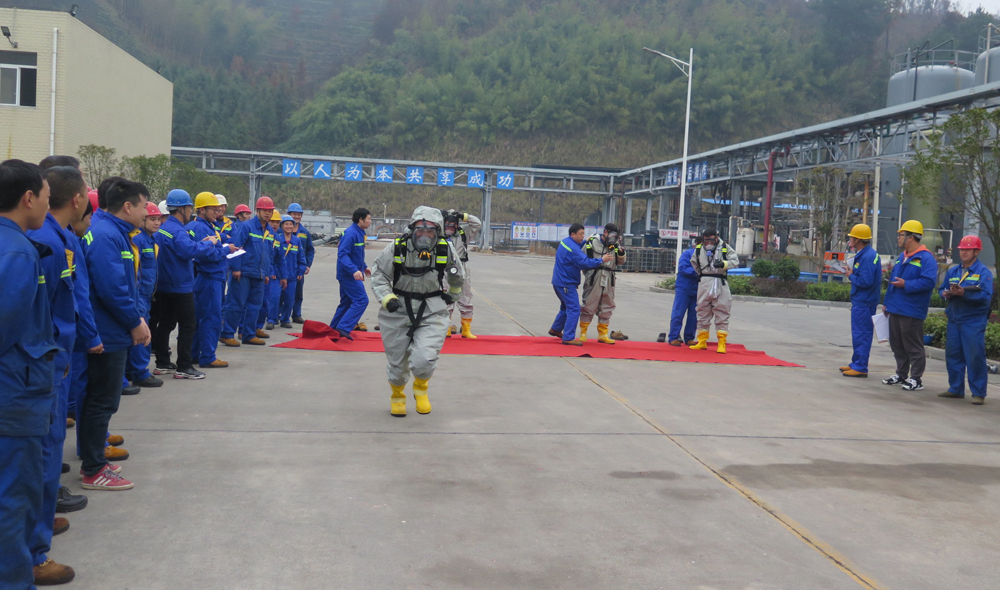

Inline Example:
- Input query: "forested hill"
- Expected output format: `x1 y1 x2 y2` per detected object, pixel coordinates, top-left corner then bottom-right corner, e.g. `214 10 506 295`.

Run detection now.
8 1 999 215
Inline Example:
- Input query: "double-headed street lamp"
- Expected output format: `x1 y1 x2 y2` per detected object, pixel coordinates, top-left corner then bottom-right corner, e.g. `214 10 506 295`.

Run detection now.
643 46 693 275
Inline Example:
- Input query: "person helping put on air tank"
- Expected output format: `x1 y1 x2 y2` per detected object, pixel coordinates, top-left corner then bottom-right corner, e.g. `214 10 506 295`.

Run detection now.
689 228 739 353
440 208 482 338
370 206 465 417
579 224 626 344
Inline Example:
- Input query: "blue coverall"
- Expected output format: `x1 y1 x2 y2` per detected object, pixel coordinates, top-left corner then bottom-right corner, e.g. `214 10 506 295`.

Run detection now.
551 236 604 342
0 217 59 589
68 224 101 458
331 223 369 333
223 216 274 341
127 229 157 381
277 231 307 323
848 245 882 373
668 247 698 343
188 217 229 366
261 234 283 326
293 225 315 318
939 260 994 399
25 213 77 570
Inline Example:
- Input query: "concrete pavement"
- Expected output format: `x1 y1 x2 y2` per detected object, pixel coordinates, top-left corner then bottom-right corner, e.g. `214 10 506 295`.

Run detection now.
54 246 1000 589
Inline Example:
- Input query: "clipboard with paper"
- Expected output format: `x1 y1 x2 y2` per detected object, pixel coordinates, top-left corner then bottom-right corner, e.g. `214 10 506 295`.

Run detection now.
872 313 889 343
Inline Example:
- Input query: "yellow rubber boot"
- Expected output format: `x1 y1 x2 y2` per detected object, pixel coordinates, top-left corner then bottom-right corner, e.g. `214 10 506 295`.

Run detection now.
461 318 477 339
597 323 615 344
689 330 709 350
447 325 454 336
413 377 432 414
716 330 728 354
578 322 591 343
390 383 407 417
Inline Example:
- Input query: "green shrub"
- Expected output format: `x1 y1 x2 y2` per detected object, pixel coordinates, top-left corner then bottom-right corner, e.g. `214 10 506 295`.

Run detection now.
656 277 676 290
751 259 775 279
774 257 801 282
750 277 808 299
924 312 1000 360
727 275 757 295
804 282 852 302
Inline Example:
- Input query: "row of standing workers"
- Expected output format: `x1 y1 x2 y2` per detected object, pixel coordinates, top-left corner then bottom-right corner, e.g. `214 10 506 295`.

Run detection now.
0 155 327 588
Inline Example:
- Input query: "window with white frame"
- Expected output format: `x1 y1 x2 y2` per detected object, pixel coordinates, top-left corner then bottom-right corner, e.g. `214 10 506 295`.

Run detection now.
0 50 37 107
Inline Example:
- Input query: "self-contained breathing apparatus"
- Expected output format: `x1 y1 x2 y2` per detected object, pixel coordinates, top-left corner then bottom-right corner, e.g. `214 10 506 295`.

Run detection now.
695 240 729 286
390 220 459 338
584 232 624 288
441 209 469 261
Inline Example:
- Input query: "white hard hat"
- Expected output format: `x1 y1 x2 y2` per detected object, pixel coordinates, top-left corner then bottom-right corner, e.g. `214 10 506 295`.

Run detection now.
158 201 169 215
215 194 227 205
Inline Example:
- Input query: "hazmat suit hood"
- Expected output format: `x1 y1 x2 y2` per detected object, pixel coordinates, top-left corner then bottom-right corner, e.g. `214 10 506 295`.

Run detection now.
409 205 444 232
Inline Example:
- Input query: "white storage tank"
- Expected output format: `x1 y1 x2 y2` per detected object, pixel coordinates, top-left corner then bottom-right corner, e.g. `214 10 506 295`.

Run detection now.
886 65 975 106
735 227 755 258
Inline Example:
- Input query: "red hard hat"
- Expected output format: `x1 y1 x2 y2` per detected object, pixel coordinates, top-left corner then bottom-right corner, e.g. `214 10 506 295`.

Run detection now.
88 189 99 212
255 196 275 210
234 204 252 215
958 235 983 250
145 202 161 217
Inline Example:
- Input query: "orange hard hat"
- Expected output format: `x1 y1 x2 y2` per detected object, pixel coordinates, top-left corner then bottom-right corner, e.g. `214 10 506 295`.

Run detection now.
255 196 275 210
234 204 251 215
958 235 983 250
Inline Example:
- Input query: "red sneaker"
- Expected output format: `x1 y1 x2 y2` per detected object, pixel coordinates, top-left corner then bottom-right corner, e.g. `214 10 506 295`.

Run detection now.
79 462 121 478
80 465 132 490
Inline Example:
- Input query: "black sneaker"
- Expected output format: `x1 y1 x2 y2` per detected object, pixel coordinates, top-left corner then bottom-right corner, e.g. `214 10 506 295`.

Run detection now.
882 374 903 385
280 322 293 329
901 378 923 391
121 385 141 396
175 367 206 380
136 376 163 388
61 463 69 474
154 362 177 375
265 322 275 330
55 485 88 513
292 316 305 324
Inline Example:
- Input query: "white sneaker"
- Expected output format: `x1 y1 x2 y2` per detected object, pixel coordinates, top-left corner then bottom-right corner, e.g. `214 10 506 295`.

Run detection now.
882 374 902 385
901 378 923 391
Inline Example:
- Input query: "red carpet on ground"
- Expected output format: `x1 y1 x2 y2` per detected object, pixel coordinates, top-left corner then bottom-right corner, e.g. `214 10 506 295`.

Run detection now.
274 321 801 367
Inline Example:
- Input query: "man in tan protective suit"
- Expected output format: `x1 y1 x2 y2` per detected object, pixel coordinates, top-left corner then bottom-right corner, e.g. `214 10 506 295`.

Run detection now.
689 228 739 353
579 224 626 344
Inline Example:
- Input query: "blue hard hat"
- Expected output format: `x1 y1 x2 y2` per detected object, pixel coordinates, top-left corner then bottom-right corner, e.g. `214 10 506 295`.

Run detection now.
165 189 193 208
287 203 304 213
281 215 295 223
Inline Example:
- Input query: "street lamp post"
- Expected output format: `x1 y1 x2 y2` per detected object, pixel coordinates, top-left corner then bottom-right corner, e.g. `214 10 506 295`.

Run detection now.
644 46 693 275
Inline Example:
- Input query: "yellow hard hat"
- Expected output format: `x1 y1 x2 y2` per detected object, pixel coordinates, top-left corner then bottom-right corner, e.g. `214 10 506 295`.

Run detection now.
194 191 220 209
847 223 872 240
898 220 924 235
270 209 281 221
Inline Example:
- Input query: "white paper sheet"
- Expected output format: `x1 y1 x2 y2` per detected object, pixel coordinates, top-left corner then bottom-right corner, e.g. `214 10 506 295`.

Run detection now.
226 249 246 259
872 313 889 343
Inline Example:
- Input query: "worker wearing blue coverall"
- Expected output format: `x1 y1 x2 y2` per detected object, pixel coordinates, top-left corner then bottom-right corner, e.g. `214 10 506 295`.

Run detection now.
188 192 236 368
288 203 315 323
0 159 62 590
550 223 612 345
937 235 994 405
127 202 163 387
278 215 307 327
262 211 284 330
882 220 939 392
78 180 151 491
330 208 373 340
667 236 701 346
25 167 92 584
154 190 230 378
222 196 277 346
841 224 882 378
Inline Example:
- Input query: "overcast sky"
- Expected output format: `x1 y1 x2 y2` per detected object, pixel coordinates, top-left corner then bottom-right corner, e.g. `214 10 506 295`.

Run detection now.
958 0 1000 16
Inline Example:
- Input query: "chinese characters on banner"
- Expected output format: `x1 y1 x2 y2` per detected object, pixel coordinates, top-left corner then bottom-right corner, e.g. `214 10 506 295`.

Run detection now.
664 161 709 187
280 160 515 189
511 222 603 242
